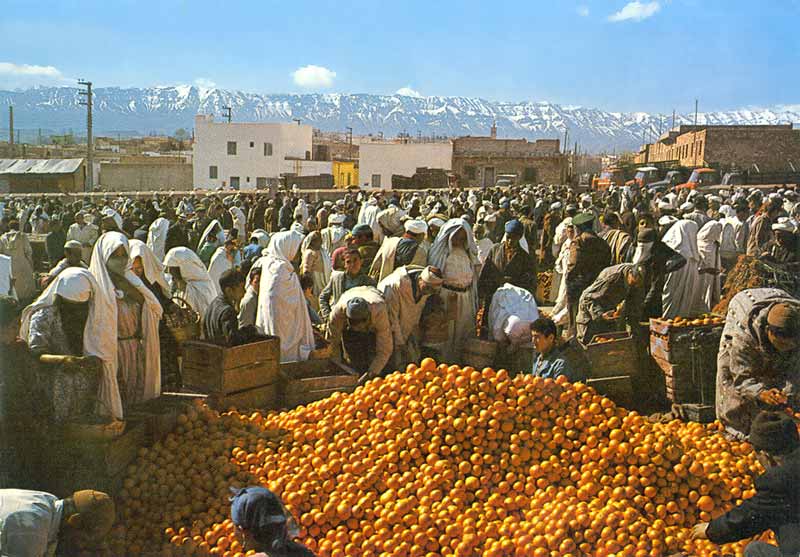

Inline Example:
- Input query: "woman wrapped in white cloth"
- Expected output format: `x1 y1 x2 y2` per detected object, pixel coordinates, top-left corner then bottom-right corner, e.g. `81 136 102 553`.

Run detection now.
551 218 575 325
88 232 163 419
129 239 171 302
300 231 332 312
697 220 723 312
661 219 704 319
146 216 171 261
163 247 219 316
427 218 481 361
256 230 316 362
20 268 111 423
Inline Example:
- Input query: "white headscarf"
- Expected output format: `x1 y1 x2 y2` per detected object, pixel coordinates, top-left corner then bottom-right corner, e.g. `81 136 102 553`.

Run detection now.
207 246 235 287
662 219 700 262
19 270 114 400
129 239 171 298
197 219 225 251
256 230 315 362
427 218 479 271
146 217 170 261
250 229 270 249
88 233 163 419
163 246 220 315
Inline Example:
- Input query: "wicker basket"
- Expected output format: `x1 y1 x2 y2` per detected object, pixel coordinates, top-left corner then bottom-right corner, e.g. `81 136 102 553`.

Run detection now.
165 296 200 343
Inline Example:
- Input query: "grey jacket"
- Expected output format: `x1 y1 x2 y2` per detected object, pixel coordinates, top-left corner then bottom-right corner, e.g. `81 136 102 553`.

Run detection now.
318 271 376 321
716 288 800 438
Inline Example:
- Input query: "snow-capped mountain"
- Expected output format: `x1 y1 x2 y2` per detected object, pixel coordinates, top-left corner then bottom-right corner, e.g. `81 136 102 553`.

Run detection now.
1 86 798 152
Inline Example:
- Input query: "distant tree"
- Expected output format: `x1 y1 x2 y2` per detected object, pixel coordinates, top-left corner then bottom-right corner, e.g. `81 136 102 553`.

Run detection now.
174 128 188 141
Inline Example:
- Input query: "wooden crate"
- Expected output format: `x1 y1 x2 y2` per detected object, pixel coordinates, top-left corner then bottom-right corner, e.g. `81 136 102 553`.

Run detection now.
181 338 280 394
209 382 280 411
653 355 715 405
278 359 359 408
584 332 639 379
586 375 633 407
649 318 723 364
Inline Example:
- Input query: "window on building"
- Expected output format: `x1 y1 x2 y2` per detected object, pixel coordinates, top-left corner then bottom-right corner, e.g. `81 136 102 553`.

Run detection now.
246 177 250 183
371 174 381 187
465 166 477 179
256 177 267 189
249 141 254 148
230 176 240 189
209 165 218 179
227 141 237 155
523 167 537 182
264 142 273 156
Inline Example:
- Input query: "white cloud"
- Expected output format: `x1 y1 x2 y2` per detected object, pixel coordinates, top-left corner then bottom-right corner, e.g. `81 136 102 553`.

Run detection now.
608 1 660 22
396 86 422 98
577 5 590 16
194 77 216 89
0 61 72 89
292 65 336 89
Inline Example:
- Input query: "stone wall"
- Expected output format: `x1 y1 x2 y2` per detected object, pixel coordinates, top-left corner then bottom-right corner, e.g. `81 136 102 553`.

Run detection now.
100 162 192 191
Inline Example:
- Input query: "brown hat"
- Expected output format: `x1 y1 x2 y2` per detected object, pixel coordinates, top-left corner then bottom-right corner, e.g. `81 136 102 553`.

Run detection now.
749 411 800 455
767 303 800 336
70 490 115 538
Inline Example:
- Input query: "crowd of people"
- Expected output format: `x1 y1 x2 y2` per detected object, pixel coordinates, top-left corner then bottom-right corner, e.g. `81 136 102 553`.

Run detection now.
1 180 800 555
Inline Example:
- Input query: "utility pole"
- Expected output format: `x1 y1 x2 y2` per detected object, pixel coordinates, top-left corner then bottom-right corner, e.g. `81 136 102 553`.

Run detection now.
345 126 353 160
8 106 13 150
78 80 94 192
694 99 699 127
563 128 568 154
672 109 676 129
222 106 232 123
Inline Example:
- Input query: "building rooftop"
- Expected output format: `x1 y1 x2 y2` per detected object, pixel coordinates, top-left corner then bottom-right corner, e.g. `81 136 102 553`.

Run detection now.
0 158 84 175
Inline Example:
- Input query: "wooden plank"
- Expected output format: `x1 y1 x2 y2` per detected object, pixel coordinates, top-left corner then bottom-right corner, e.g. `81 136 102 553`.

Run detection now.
209 382 280 411
182 359 280 394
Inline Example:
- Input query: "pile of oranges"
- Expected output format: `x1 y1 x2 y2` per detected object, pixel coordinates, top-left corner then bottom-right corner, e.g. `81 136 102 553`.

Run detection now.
664 315 725 328
117 358 770 557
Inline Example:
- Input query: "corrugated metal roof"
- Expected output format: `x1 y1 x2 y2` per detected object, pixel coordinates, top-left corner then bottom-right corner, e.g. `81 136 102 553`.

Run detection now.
0 158 84 175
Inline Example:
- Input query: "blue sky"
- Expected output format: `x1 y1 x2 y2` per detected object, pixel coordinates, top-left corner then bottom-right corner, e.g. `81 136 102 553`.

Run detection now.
1 0 798 113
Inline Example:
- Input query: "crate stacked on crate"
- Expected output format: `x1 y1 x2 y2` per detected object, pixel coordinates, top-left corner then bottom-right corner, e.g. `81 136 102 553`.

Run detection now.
582 331 638 407
181 338 281 410
649 315 723 418
278 359 360 408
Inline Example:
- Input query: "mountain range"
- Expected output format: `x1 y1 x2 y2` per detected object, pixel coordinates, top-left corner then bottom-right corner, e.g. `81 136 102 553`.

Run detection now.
1 86 798 152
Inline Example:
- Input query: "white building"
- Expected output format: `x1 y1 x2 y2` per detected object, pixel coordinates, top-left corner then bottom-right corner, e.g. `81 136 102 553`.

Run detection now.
358 142 453 189
192 115 324 190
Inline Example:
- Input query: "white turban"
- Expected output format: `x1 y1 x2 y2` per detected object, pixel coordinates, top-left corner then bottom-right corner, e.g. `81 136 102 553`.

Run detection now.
404 219 428 235
679 202 695 213
659 215 679 227
328 213 345 225
428 217 446 228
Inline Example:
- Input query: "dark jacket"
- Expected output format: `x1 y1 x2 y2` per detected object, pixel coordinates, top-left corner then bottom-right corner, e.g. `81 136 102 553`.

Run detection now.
707 447 800 555
566 230 611 301
45 229 66 264
478 242 537 302
202 294 260 347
